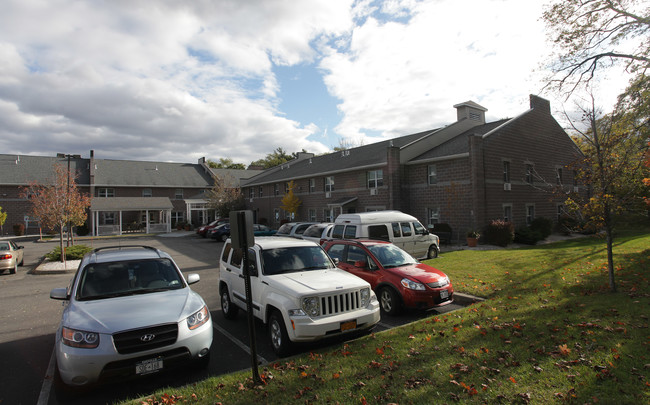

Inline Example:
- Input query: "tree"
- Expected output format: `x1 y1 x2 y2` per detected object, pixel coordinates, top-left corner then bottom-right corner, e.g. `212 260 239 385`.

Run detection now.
542 0 650 96
249 147 306 169
206 173 245 218
280 180 301 220
0 205 6 235
207 157 246 170
22 164 91 262
563 93 648 292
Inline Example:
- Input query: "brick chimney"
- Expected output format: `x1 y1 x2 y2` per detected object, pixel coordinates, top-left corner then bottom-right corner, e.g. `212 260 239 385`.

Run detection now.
530 95 551 114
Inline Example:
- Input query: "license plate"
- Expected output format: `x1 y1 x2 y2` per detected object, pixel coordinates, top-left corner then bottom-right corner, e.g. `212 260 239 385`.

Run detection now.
440 289 449 299
135 357 163 375
341 320 357 332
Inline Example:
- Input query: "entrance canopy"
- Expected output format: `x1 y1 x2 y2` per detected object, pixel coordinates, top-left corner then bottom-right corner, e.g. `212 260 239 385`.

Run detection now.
90 197 173 236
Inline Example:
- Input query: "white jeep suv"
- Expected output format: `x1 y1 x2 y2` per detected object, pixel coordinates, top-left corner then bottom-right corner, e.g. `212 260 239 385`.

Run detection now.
219 237 380 356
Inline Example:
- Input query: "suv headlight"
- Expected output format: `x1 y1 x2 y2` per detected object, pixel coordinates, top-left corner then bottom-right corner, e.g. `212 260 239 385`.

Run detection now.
401 278 426 291
360 287 371 307
187 305 210 330
301 296 320 317
62 327 99 348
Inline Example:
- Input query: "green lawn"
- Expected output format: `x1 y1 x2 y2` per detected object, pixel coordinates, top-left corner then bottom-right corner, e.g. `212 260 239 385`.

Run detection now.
126 231 649 404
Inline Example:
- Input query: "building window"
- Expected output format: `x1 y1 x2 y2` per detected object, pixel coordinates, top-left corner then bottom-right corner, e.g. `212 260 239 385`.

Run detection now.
259 186 264 197
503 205 512 222
323 208 332 222
102 212 116 225
367 170 383 189
143 188 152 197
526 204 535 226
274 184 279 196
572 170 578 187
325 176 334 195
503 161 510 183
308 209 316 222
285 182 290 194
427 208 439 226
309 178 315 193
525 164 534 184
274 209 280 223
557 204 565 220
428 165 437 185
175 189 183 199
249 188 255 199
556 168 563 185
97 188 115 197
171 212 184 224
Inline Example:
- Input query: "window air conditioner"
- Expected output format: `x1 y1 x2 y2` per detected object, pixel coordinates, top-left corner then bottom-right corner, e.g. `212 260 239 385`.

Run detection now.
504 183 512 191
370 188 378 196
573 186 579 193
325 192 331 198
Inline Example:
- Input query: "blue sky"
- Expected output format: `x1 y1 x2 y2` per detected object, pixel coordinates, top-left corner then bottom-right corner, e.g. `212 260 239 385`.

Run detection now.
0 0 632 165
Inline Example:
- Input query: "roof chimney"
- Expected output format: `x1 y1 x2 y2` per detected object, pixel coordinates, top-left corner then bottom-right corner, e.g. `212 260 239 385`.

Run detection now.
453 100 487 124
530 95 551 114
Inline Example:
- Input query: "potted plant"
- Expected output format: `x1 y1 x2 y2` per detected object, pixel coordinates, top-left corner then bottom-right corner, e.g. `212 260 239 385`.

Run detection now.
466 230 480 247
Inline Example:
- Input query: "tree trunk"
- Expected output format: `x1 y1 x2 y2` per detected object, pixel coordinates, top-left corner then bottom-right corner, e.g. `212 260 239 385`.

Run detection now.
604 206 616 292
59 228 66 263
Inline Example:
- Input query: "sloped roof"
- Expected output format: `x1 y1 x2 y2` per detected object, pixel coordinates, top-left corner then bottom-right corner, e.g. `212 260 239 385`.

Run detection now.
91 197 173 211
92 159 214 187
0 154 90 185
243 130 429 186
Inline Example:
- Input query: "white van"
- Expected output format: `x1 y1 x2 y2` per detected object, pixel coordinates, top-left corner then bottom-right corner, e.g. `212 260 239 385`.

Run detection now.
332 211 440 259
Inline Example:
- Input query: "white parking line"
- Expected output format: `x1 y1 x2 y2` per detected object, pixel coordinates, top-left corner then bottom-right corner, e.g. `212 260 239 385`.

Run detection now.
37 349 56 405
212 323 269 365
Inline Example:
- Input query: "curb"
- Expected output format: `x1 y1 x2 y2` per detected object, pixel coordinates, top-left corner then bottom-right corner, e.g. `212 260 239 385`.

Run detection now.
453 292 486 305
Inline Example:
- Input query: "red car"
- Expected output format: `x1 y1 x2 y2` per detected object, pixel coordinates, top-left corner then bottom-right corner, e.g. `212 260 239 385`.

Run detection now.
196 218 229 237
323 239 453 315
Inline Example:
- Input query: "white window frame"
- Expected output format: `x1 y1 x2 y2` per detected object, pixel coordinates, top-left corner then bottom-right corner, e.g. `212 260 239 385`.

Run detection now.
427 207 439 226
97 188 115 198
427 165 437 185
367 170 383 189
142 188 152 197
503 160 511 183
526 204 535 226
503 204 512 222
174 189 183 199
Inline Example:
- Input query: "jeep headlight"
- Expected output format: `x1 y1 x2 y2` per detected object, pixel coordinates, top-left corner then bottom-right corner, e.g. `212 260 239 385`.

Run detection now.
401 278 426 291
360 287 371 307
301 296 320 317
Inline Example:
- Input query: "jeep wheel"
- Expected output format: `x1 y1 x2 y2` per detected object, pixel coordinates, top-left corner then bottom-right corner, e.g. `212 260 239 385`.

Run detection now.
269 311 291 357
379 287 401 315
220 287 238 320
427 245 439 259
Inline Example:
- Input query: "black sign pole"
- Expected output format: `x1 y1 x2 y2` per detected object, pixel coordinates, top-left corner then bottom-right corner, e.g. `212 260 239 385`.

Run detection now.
237 211 261 384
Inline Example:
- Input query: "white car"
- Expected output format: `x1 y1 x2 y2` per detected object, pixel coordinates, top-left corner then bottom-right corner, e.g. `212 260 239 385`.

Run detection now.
0 240 24 274
219 237 380 356
50 245 213 391
301 223 334 245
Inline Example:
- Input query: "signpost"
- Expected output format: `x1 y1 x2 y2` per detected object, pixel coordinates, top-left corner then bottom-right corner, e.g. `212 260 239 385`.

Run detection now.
228 210 261 384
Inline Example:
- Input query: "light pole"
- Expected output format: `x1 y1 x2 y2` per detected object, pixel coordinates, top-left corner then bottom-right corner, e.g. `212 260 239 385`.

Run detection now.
57 153 81 246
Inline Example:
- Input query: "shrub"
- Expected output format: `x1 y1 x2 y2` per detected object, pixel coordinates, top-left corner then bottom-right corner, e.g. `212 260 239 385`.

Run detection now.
76 223 89 236
557 215 579 235
530 217 554 239
13 223 25 236
46 244 92 261
483 220 514 247
514 226 544 245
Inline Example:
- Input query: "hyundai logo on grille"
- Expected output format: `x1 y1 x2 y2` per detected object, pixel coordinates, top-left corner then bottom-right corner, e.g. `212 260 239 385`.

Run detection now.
140 334 156 342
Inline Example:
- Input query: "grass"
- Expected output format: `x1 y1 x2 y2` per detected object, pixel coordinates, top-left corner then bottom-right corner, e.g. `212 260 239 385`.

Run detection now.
124 231 650 405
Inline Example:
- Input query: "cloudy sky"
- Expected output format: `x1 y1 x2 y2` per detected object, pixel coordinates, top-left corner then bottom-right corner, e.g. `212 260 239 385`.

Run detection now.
0 0 632 165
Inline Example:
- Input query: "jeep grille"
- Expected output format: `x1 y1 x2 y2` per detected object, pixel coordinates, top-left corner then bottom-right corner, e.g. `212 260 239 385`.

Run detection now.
320 291 361 316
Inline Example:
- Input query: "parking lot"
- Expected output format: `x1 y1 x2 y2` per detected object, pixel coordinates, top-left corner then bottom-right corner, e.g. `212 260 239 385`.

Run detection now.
0 233 468 405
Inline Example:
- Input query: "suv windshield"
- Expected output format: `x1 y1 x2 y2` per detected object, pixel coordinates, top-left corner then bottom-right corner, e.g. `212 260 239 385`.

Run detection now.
261 246 334 275
367 244 417 268
77 258 184 300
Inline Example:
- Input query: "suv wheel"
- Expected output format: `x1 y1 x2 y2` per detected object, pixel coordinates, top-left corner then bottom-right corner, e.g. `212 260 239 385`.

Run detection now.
379 287 401 315
220 287 239 320
427 245 439 259
269 311 291 357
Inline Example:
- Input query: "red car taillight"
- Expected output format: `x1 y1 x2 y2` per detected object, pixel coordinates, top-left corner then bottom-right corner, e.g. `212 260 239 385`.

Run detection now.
0 254 12 260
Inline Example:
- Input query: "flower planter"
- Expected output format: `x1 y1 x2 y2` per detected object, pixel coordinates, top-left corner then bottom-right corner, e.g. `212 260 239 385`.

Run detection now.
466 237 478 247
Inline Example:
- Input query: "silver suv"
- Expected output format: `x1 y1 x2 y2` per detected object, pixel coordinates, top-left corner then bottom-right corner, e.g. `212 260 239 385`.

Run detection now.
50 245 213 391
219 237 380 356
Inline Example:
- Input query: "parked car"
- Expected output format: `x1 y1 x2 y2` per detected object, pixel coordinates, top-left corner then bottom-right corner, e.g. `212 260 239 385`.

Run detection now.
196 218 229 237
0 240 24 274
209 223 231 242
323 239 453 315
275 222 318 238
219 237 380 356
253 224 277 236
49 245 213 392
333 211 440 259
301 223 334 245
